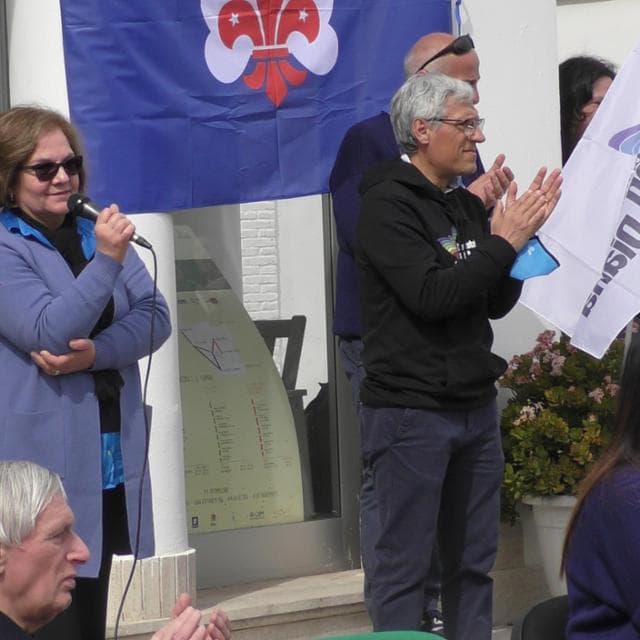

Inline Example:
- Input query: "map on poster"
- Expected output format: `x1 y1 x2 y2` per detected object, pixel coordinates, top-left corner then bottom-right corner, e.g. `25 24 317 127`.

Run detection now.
181 322 245 375
177 257 304 533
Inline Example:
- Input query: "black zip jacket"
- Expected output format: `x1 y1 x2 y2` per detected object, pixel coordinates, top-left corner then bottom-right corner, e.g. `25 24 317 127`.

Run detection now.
356 159 522 410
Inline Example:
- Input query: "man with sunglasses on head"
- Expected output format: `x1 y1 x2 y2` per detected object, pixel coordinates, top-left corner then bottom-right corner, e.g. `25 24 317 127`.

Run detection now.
329 31 513 633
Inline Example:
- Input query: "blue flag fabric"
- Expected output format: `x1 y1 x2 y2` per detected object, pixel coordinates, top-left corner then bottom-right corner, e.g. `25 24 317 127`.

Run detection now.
60 1 450 212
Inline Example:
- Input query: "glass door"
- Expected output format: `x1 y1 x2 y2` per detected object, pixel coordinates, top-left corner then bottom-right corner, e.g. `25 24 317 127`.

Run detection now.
173 194 361 588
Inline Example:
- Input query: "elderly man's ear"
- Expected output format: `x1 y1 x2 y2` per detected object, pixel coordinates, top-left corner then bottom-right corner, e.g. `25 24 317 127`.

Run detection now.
412 118 431 145
0 545 6 575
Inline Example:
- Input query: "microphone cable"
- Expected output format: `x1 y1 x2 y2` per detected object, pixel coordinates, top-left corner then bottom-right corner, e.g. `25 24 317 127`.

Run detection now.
113 243 159 640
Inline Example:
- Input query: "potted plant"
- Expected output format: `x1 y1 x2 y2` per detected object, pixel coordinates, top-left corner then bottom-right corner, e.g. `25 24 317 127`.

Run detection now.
499 329 624 594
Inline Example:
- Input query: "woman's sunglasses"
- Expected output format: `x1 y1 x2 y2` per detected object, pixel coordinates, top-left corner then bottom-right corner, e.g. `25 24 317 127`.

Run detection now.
20 155 83 182
415 35 475 74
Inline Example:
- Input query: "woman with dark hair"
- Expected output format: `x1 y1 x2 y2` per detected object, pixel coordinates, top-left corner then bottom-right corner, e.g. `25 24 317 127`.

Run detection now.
563 339 640 638
559 55 616 164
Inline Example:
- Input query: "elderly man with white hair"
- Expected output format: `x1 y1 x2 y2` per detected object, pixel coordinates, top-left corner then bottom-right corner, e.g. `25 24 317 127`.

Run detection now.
0 460 230 639
355 73 562 638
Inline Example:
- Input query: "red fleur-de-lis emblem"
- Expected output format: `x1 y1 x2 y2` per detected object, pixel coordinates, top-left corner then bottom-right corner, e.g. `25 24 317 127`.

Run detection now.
219 0 318 106
201 0 338 107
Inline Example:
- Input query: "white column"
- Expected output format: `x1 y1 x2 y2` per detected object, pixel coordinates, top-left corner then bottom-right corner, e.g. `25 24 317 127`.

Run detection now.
460 0 561 363
134 213 189 555
106 214 195 632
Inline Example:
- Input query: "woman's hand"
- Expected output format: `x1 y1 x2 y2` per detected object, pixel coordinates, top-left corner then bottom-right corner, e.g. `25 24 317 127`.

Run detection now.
490 167 562 251
30 338 96 376
95 204 136 264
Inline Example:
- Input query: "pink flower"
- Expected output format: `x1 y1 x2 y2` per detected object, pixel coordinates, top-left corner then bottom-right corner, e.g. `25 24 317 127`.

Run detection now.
506 358 520 374
514 405 537 425
536 330 556 348
606 382 620 397
588 388 605 404
550 354 566 376
533 330 557 355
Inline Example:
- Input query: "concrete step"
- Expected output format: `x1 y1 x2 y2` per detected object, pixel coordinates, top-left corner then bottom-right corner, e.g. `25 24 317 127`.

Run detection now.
108 569 516 639
107 522 547 639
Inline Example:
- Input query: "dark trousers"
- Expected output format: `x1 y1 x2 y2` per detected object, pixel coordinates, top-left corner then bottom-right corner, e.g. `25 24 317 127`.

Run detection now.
360 401 504 640
35 484 130 640
338 338 441 616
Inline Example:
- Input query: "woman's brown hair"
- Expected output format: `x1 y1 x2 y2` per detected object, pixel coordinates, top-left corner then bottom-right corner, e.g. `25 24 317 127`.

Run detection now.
0 105 86 208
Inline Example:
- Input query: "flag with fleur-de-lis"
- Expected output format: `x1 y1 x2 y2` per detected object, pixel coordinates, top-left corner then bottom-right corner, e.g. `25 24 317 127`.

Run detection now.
60 0 450 211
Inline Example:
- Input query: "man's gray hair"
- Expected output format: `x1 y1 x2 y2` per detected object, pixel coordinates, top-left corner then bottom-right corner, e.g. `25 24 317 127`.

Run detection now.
0 461 66 546
391 73 474 155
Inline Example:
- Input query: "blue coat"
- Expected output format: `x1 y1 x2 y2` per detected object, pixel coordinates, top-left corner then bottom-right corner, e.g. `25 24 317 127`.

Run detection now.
0 211 172 576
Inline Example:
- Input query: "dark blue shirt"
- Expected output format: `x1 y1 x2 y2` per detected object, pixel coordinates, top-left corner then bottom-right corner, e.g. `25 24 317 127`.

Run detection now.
0 611 32 638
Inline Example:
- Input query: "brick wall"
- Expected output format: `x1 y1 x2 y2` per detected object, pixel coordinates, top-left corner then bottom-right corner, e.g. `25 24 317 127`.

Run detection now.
240 201 280 321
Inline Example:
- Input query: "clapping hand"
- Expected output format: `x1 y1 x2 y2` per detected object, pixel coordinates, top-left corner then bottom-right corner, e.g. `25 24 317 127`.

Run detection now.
490 167 562 251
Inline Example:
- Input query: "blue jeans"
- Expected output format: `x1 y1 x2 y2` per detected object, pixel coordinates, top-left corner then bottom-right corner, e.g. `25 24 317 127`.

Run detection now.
338 339 441 616
360 401 503 640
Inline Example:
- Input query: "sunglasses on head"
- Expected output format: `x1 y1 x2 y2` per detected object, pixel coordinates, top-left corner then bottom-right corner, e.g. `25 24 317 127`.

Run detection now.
20 156 83 182
416 34 475 74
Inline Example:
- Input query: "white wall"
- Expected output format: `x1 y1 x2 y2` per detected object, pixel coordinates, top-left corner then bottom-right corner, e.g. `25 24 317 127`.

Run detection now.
557 0 640 67
174 205 243 295
461 0 562 181
277 195 328 403
460 0 560 362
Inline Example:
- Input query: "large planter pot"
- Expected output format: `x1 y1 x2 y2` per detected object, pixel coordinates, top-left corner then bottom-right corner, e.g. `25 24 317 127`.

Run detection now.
521 495 577 597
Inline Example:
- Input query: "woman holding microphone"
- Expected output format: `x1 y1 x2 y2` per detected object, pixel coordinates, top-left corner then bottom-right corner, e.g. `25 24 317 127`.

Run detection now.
0 105 171 639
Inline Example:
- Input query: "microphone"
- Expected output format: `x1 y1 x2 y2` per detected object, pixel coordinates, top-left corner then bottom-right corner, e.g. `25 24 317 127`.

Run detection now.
67 193 152 250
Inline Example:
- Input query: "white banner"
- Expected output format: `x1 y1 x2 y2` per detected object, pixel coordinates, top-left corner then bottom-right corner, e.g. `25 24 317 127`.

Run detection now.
520 43 640 358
